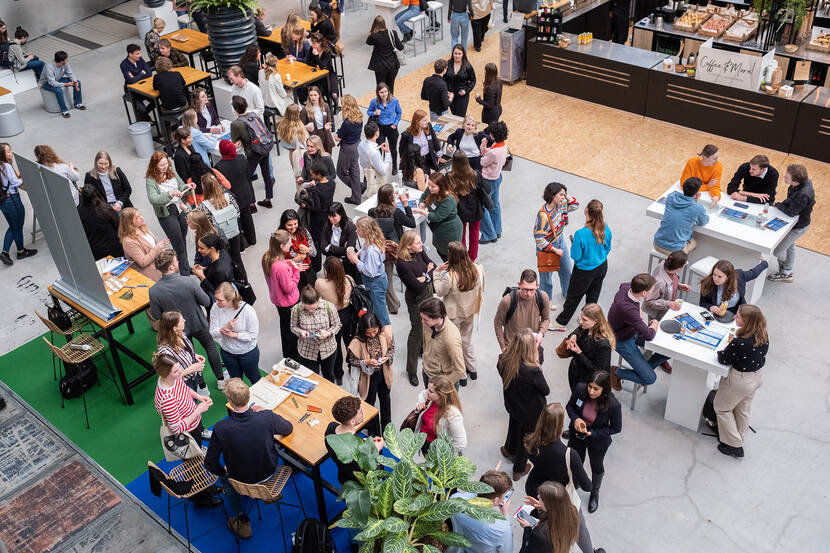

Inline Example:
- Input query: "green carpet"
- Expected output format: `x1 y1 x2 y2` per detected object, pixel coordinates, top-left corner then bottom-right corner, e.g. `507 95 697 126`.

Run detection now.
0 316 236 485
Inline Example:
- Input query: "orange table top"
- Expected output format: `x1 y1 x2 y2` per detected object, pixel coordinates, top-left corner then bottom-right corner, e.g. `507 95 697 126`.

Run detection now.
277 58 328 90
0 86 11 96
127 66 212 99
260 20 311 45
48 266 155 329
161 28 211 54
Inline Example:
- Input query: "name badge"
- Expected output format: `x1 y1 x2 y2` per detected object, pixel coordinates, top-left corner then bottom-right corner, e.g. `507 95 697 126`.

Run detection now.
575 399 583 407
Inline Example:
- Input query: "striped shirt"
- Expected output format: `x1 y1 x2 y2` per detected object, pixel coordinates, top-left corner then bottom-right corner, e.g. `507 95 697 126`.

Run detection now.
155 378 199 434
157 337 199 386
534 197 579 251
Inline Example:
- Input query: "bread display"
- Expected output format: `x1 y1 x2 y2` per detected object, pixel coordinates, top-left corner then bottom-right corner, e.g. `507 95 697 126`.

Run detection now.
673 9 711 32
723 18 758 42
699 14 735 37
808 32 830 52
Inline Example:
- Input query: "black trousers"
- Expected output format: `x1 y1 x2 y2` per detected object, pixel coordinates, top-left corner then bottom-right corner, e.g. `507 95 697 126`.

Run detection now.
157 205 190 276
187 326 223 381
303 350 337 382
404 284 433 375
377 123 400 173
502 0 510 21
228 234 247 282
277 304 299 362
611 8 630 44
239 206 256 247
504 415 534 474
449 91 470 117
556 261 608 326
374 68 399 96
333 306 355 380
567 435 610 475
471 14 490 49
365 370 391 436
246 152 274 199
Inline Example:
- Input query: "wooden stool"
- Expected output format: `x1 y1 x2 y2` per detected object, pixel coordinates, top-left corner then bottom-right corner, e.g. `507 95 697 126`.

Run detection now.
35 308 93 380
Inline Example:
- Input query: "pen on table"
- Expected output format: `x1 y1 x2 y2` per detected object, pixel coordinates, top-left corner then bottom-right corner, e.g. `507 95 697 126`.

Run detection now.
125 285 149 288
291 397 299 408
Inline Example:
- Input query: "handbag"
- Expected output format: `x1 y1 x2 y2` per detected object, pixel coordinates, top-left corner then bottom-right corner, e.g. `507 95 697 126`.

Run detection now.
160 424 202 462
537 250 560 272
556 338 573 359
502 149 514 172
388 28 406 66
48 295 72 332
400 407 420 431
232 280 257 305
564 446 582 510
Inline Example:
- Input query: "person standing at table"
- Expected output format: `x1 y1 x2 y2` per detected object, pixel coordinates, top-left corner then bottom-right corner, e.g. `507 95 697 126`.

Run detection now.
475 63 503 125
395 0 422 43
563 304 614 392
230 95 274 208
367 18 403 95
153 57 188 111
652 176 709 256
497 329 549 481
325 396 385 485
444 44 476 117
399 109 443 173
478 122 509 244
448 0 474 48
119 208 168 281
145 151 193 275
607 273 670 391
120 43 153 122
552 199 611 330
367 83 402 173
727 155 779 204
347 216 391 326
300 86 336 154
680 144 723 206
446 115 486 171
84 151 133 211
0 143 37 266
316 257 354 385
359 122 393 195
215 140 256 243
263 230 304 362
714 304 769 458
259 53 292 118
227 65 264 118
470 0 494 52
642 250 690 325
419 297 466 388
39 50 85 118
421 59 453 121
306 32 339 111
609 0 630 44
768 164 815 284
291 285 342 381
416 172 463 261
699 258 768 319
347 313 394 434
396 230 437 387
533 182 578 311
157 38 188 68
335 95 364 204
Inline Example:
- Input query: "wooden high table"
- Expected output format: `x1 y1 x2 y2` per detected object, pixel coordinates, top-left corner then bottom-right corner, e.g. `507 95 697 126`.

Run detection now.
259 20 311 46
276 58 333 112
48 267 157 406
161 29 213 74
240 368 378 524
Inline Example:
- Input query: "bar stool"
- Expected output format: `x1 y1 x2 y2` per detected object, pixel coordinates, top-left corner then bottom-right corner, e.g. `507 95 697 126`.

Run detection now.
426 1 445 43
614 352 648 411
687 255 719 299
648 248 689 284
409 13 429 56
0 103 23 137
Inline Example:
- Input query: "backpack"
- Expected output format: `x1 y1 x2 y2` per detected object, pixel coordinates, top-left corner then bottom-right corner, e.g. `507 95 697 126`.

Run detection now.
203 196 240 240
59 359 99 399
292 517 333 553
502 287 545 325
240 113 275 156
0 42 14 69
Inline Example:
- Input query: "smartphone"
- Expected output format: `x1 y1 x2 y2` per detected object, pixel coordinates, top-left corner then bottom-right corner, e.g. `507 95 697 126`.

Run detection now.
700 310 714 321
504 489 513 502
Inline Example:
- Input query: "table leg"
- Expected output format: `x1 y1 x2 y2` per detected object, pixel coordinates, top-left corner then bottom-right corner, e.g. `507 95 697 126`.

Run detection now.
664 361 711 431
126 319 135 334
105 328 134 405
746 267 768 304
312 464 329 524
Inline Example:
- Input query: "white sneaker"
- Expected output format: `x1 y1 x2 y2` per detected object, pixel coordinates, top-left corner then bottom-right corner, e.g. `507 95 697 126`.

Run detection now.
222 369 230 380
548 320 566 332
550 304 559 312
196 385 210 397
217 378 227 390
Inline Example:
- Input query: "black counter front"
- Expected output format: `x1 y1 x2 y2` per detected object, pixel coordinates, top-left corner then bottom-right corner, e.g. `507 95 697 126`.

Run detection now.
790 86 830 161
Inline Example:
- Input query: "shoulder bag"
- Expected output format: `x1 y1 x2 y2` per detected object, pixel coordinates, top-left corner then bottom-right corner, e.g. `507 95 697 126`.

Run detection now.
160 424 202 462
400 406 422 431
502 148 514 172
556 338 573 359
564 446 582 510
388 28 406 66
536 210 561 272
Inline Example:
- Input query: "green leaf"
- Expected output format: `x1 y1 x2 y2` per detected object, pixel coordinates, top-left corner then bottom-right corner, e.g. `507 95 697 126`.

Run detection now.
421 545 442 553
404 431 426 459
326 433 362 464
426 435 455 489
339 479 363 500
354 471 367 486
411 519 443 540
393 492 434 516
454 480 494 495
359 539 376 553
344 488 371 524
354 518 388 541
390 461 414 501
419 498 467 521
383 517 409 533
448 456 476 484
462 503 502 523
375 478 394 518
428 531 472 547
466 496 496 508
377 455 397 468
357 437 380 473
381 532 409 553
383 424 403 458
332 512 365 529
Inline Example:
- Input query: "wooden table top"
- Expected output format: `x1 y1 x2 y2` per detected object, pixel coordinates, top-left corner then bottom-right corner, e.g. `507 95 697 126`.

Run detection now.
277 58 328 89
127 66 212 99
161 28 211 54
48 266 155 329
263 369 378 466
0 86 11 96
260 20 311 45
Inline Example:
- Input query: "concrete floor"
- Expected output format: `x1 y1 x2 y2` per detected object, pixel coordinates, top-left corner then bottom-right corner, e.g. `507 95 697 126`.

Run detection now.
1 1 828 551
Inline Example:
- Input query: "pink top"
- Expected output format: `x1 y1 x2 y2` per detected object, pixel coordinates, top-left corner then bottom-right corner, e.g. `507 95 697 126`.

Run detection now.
266 259 301 307
421 402 439 443
479 142 508 181
154 378 199 433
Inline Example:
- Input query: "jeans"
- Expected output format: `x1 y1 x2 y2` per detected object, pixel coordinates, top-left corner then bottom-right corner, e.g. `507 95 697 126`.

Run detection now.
24 56 45 80
157 205 190 276
395 5 421 34
450 12 471 47
478 175 502 241
556 261 608 326
429 110 447 122
221 345 261 384
614 337 670 385
363 272 391 326
42 77 82 113
1 193 26 252
773 224 809 273
538 235 572 301
220 475 244 516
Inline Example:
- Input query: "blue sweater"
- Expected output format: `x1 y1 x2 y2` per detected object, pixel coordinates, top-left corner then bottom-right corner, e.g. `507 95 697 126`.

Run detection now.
337 120 363 145
571 224 612 270
653 192 709 252
367 97 402 127
120 56 152 85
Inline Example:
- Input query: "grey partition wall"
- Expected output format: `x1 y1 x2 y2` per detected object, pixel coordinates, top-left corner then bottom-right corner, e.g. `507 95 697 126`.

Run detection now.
0 0 124 41
15 154 119 322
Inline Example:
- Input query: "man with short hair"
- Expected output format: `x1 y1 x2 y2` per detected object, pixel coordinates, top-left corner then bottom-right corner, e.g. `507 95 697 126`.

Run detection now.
358 121 392 195
727 154 779 204
149 250 228 392
230 95 274 208
120 43 153 122
768 163 815 283
156 38 189 68
447 469 513 553
653 176 710 255
40 50 85 118
493 269 551 354
421 59 454 121
607 273 671 390
227 65 264 118
205 378 293 539
420 297 465 388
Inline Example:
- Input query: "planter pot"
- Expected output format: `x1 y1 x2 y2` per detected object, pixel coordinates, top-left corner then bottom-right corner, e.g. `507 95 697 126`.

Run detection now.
204 6 257 80
144 0 165 7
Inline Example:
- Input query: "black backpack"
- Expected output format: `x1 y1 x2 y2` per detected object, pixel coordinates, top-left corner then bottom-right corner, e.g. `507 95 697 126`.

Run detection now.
292 518 333 553
59 359 99 399
502 287 545 325
0 42 14 69
48 295 72 332
240 113 275 156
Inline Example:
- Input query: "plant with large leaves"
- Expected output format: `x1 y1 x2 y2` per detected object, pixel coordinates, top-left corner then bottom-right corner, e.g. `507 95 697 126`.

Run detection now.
326 424 504 553
189 0 259 78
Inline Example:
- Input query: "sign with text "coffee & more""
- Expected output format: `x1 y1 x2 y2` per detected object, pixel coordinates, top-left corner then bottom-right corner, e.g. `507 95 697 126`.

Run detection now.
695 39 775 92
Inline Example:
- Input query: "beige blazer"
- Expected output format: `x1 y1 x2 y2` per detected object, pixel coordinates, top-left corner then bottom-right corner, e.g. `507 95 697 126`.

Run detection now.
122 233 162 282
433 263 485 321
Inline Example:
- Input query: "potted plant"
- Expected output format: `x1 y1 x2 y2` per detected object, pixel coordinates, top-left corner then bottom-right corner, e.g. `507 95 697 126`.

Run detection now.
326 425 503 553
189 0 259 78
144 0 166 8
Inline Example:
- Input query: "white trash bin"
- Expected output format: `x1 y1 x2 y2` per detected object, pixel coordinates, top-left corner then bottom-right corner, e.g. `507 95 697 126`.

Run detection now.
134 13 152 42
128 121 155 158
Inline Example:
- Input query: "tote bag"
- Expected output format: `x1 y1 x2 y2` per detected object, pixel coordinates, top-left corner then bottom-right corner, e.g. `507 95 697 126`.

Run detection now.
160 424 202 462
565 446 582 510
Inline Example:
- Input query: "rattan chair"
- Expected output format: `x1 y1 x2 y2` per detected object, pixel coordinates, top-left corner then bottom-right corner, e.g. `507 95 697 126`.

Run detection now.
149 458 219 553
35 308 93 380
228 466 306 552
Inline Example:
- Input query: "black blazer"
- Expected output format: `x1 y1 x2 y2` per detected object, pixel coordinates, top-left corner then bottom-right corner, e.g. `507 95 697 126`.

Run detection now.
173 146 211 192
446 129 486 152
311 19 337 47
420 74 451 115
565 383 622 449
699 260 768 314
83 167 133 208
301 152 336 183
399 126 442 171
444 61 476 96
153 71 188 110
366 30 402 72
196 101 221 132
322 220 358 258
215 156 255 208
77 204 124 260
201 250 234 296
454 174 491 223
497 359 550 429
566 327 612 388
369 205 415 241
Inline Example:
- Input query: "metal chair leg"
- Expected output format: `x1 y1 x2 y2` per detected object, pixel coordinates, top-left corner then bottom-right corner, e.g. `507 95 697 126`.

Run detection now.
277 500 288 553
291 474 307 517
100 350 126 405
167 494 172 534
81 387 90 429
183 501 192 553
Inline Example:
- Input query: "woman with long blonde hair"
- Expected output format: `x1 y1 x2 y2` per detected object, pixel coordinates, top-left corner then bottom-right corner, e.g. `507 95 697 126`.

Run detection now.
260 53 291 117
298 134 335 187
434 241 485 384
346 217 390 326
144 151 193 275
278 103 309 177
83 150 132 210
497 329 549 480
157 310 208 394
118 207 169 281
281 12 302 51
263 229 304 362
336 94 364 204
518 482 580 553
563 303 614 392
553 198 612 329
414 375 467 452
300 85 334 153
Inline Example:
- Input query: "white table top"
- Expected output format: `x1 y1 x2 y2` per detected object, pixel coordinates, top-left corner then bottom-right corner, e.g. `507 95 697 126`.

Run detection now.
646 301 735 377
645 182 797 254
355 188 427 226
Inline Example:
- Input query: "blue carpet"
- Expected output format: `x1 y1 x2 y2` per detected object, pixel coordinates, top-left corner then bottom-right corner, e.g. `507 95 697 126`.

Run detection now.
126 423 354 553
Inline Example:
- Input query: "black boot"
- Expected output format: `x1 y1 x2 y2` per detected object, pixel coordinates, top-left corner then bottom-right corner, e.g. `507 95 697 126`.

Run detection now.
588 472 604 513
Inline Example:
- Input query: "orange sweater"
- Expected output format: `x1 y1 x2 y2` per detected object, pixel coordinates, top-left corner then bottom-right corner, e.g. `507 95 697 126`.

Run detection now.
680 157 723 199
